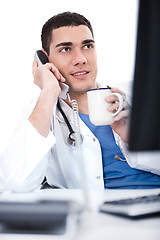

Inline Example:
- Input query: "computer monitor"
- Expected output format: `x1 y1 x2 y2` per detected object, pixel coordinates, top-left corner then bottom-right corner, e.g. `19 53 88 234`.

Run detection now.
128 0 160 151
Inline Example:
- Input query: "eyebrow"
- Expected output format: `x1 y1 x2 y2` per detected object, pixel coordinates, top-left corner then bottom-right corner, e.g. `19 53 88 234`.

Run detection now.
82 39 95 45
55 39 95 48
55 42 72 48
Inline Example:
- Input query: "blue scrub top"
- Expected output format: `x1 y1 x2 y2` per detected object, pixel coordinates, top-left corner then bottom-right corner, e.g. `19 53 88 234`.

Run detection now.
79 113 160 189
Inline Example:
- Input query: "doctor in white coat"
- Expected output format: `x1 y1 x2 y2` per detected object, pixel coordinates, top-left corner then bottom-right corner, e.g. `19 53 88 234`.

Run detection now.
0 12 160 192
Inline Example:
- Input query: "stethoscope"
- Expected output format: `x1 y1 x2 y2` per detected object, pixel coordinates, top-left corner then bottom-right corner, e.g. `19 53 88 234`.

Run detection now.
57 100 83 146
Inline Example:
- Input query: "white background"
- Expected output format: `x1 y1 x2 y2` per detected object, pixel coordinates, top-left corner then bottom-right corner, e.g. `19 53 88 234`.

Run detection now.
0 0 138 152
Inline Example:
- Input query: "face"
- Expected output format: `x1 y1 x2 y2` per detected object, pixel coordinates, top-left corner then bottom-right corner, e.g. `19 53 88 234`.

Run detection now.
48 25 98 95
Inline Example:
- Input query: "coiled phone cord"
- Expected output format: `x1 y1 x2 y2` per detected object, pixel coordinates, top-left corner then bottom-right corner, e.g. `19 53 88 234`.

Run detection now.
57 97 83 146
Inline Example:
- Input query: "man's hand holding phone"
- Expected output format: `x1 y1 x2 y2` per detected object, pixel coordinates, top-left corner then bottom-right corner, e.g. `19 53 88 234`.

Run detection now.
32 61 66 98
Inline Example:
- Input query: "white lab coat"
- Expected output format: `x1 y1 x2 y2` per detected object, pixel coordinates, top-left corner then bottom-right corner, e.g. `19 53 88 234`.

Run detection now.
0 84 160 192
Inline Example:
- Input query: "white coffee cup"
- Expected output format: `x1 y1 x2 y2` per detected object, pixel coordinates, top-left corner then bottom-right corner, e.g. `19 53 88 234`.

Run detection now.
87 87 123 125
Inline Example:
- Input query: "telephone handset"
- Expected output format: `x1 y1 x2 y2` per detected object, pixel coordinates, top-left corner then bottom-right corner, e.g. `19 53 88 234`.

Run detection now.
34 50 69 99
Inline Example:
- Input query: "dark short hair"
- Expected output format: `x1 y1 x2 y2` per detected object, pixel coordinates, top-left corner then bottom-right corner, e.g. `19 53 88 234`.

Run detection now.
41 11 94 55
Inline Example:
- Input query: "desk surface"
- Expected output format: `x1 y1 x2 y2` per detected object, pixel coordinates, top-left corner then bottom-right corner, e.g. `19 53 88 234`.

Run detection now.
0 188 160 240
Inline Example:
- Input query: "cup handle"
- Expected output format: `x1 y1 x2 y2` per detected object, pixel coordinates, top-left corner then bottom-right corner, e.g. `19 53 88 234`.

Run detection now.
109 93 123 117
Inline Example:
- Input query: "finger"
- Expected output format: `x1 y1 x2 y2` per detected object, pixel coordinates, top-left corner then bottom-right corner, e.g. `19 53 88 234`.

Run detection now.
114 109 130 121
107 100 130 113
111 88 127 101
105 95 119 103
46 63 66 82
105 95 125 104
59 73 66 83
111 87 126 97
46 63 61 79
107 102 120 112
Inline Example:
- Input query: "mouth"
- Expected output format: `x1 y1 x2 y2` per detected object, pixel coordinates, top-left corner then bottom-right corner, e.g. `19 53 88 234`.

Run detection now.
71 70 90 79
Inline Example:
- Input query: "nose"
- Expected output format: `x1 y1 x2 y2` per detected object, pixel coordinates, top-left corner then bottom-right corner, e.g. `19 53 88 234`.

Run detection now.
72 49 87 66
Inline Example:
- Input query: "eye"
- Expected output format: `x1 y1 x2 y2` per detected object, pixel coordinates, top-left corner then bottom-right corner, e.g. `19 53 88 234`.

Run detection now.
60 47 71 53
83 44 94 50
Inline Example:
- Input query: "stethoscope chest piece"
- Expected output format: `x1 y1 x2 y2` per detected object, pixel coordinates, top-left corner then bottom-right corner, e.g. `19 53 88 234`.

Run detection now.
68 132 83 146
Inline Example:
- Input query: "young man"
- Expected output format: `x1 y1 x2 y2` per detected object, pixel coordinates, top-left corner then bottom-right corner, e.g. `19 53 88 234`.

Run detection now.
0 12 160 192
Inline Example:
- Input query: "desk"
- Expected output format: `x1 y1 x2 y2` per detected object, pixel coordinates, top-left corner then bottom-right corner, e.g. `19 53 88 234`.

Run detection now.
0 188 160 240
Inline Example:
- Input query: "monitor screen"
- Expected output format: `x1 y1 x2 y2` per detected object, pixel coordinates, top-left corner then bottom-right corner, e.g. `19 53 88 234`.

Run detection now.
128 0 160 151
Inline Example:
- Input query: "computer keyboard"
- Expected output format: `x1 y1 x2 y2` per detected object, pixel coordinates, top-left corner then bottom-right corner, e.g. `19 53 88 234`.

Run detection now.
99 193 160 218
